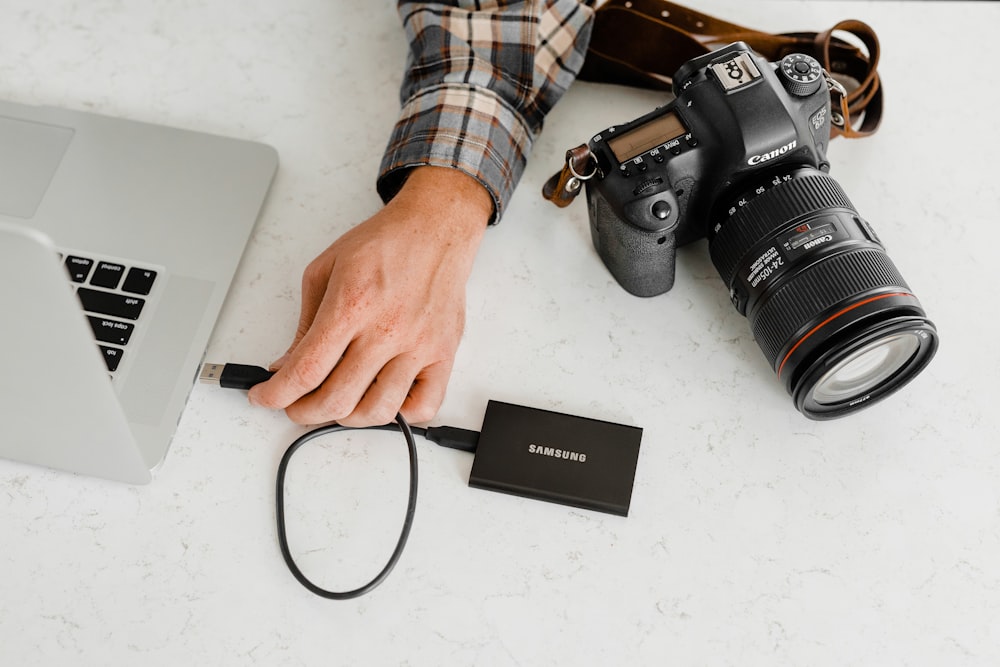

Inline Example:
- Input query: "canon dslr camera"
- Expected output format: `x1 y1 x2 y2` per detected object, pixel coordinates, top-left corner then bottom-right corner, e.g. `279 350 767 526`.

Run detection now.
584 42 938 419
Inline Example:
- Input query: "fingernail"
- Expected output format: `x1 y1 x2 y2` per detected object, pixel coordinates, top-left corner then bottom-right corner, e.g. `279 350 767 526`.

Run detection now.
269 353 290 371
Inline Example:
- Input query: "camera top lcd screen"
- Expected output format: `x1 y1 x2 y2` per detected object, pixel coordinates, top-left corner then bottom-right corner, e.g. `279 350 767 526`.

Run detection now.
607 112 687 163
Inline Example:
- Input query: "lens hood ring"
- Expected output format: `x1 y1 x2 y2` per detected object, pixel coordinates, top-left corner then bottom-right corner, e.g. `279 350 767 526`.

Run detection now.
791 315 938 419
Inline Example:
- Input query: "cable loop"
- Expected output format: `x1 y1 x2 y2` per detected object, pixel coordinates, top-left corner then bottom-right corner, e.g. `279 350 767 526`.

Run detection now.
274 414 418 599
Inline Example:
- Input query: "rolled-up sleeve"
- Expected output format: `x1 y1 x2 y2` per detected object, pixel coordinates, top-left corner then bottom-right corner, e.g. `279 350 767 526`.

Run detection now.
377 0 595 223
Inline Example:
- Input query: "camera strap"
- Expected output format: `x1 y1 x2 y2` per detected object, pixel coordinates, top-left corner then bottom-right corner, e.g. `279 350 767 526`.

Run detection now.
543 0 883 208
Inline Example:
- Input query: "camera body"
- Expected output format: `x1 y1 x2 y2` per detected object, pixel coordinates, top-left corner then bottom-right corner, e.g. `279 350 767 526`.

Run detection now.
583 42 938 420
586 42 833 297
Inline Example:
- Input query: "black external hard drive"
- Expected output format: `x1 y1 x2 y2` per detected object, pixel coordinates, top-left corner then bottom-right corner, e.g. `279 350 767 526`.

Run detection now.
468 400 642 516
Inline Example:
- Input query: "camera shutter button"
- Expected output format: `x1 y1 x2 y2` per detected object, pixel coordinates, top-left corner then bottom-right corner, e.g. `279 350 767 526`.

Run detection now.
651 200 672 220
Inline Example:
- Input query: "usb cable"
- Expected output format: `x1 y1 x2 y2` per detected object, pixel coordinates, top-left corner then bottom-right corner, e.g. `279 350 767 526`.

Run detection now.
200 362 479 599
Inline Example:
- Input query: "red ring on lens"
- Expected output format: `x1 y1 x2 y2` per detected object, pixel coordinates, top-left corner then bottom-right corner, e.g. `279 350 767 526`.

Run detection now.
777 291 913 380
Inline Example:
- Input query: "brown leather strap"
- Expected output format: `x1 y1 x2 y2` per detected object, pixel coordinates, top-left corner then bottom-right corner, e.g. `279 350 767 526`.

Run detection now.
577 0 883 139
542 144 598 207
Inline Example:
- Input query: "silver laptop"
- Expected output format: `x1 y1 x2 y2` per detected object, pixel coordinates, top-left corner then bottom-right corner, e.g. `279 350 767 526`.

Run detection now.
0 99 278 484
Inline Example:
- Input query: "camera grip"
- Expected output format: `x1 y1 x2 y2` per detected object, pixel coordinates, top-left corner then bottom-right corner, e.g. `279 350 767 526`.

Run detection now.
587 186 677 297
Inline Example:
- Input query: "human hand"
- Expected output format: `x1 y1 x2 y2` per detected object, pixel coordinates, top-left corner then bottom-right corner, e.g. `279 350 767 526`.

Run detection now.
248 166 491 426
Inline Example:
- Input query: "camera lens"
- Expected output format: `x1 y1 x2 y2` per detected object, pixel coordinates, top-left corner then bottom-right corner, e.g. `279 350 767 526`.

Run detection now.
709 168 938 419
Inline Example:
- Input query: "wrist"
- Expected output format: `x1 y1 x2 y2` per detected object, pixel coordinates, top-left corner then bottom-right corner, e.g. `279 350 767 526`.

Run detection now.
384 167 494 253
393 166 494 225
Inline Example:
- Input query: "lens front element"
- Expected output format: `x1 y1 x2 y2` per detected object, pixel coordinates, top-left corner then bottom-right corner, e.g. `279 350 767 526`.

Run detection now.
790 314 937 418
811 333 920 405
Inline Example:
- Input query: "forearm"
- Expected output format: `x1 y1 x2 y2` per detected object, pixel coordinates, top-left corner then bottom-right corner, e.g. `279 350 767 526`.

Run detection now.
378 0 595 222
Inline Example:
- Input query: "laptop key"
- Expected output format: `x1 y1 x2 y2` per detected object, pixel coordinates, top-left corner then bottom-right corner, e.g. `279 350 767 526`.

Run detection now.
77 287 145 320
90 261 126 289
121 267 158 295
88 316 135 346
65 255 94 282
99 345 124 372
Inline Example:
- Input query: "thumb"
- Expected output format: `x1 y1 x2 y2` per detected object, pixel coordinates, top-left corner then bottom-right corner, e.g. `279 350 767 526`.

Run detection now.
268 352 291 372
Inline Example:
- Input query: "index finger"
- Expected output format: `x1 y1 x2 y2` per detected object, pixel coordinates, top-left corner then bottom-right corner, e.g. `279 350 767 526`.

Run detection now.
248 320 350 410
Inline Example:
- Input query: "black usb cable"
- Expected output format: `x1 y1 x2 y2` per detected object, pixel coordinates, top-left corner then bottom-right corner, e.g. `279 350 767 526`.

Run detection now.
199 362 275 389
200 362 479 599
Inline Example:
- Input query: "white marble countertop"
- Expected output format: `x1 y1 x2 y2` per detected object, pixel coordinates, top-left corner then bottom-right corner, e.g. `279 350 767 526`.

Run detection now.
3 1 999 665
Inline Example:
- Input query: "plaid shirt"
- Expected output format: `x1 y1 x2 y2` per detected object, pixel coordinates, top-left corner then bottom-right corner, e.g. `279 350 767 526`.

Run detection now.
377 0 595 223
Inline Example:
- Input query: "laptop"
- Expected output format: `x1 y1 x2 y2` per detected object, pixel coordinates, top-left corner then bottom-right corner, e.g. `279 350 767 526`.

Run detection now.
0 99 278 484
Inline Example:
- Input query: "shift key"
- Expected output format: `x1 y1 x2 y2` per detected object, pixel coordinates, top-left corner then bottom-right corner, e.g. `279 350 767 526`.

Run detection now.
77 287 145 320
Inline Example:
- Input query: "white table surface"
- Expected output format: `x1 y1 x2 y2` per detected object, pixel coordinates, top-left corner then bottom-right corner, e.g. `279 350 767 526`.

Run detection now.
3 1 999 665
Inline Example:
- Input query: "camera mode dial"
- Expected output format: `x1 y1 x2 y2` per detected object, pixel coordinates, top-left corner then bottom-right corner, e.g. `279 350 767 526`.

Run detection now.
778 54 823 97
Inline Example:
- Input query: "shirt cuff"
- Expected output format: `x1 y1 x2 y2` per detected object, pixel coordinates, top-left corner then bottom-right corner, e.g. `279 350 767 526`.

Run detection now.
376 83 534 225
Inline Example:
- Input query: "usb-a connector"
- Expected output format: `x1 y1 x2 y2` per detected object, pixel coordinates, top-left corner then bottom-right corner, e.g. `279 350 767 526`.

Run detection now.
199 362 274 390
199 363 225 384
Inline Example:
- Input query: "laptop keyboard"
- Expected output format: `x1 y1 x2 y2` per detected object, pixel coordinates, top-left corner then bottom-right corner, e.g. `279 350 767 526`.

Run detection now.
63 253 158 374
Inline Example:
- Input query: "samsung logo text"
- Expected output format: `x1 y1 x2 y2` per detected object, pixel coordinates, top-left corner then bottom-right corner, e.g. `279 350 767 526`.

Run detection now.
528 444 587 463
